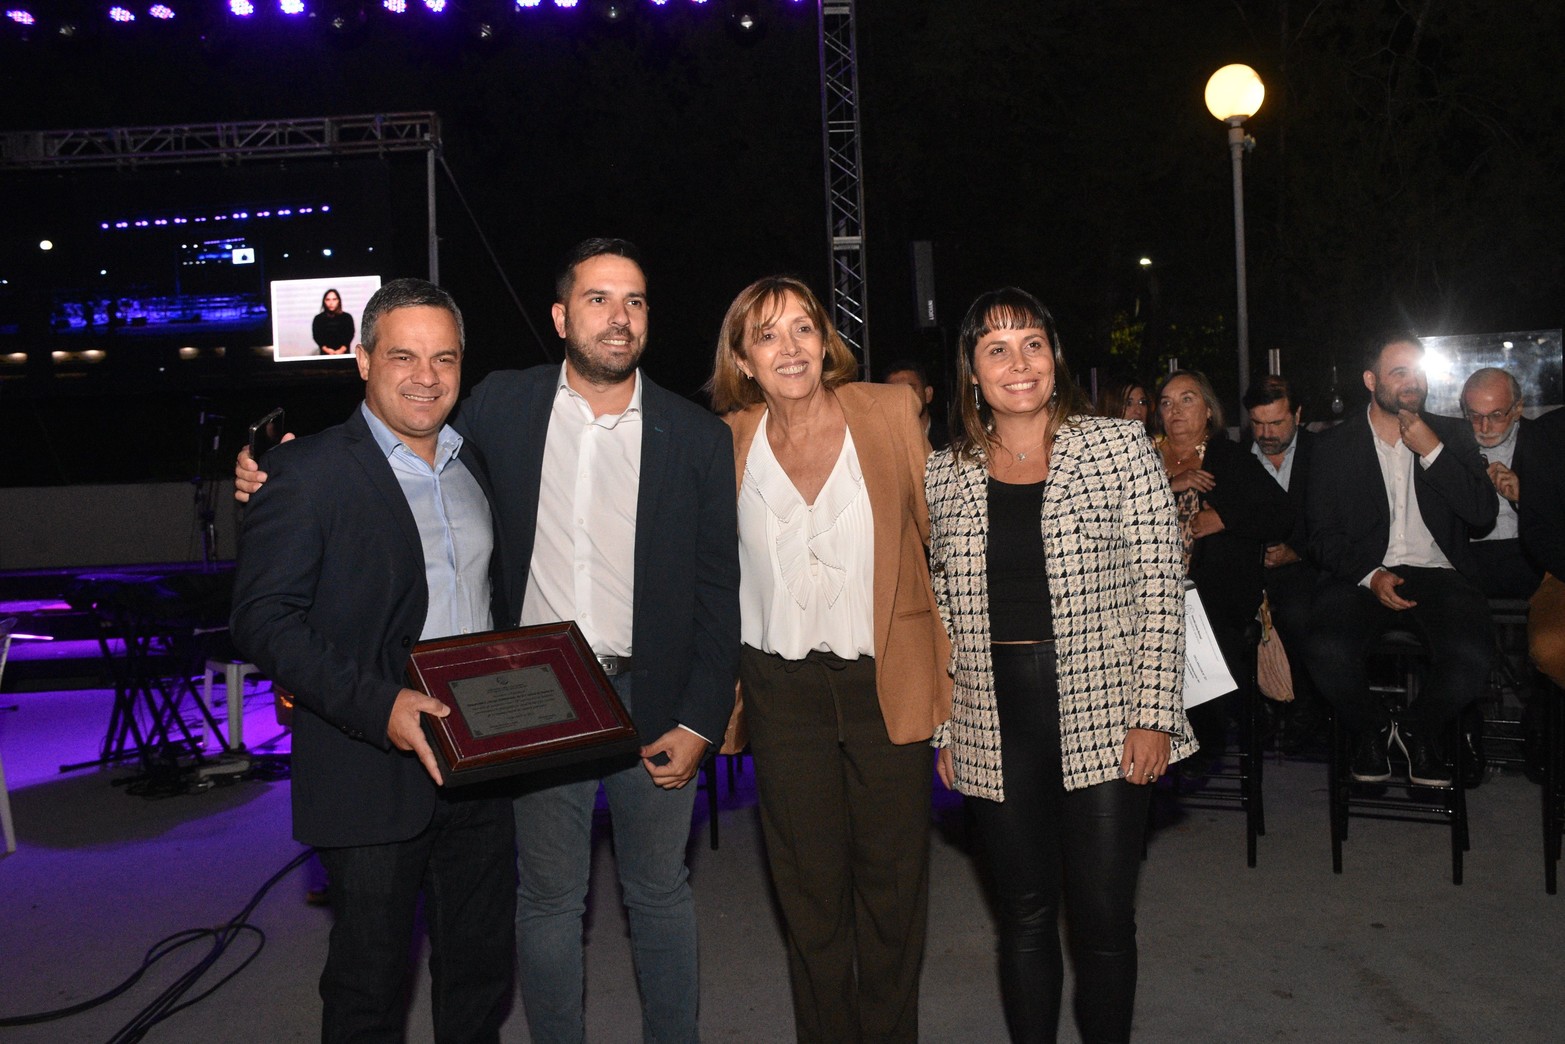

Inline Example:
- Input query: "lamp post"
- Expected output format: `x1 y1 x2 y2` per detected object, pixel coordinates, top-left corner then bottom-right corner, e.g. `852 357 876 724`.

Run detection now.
1204 63 1265 405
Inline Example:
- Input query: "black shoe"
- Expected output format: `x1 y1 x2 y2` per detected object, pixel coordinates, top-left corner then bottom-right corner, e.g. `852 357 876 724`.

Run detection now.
1349 725 1392 782
1391 723 1452 787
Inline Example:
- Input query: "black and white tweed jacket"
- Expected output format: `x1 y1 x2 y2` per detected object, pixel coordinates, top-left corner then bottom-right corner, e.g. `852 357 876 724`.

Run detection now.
927 416 1196 799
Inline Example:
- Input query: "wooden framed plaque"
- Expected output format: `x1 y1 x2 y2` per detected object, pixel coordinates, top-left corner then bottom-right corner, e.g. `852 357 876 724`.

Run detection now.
406 621 640 786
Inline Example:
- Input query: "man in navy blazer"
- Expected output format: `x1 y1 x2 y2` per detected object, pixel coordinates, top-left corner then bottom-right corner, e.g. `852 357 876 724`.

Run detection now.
451 238 739 1043
1303 333 1498 787
231 280 516 1042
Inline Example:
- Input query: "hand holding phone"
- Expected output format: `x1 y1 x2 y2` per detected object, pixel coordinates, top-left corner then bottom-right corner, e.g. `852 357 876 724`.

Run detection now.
248 407 286 462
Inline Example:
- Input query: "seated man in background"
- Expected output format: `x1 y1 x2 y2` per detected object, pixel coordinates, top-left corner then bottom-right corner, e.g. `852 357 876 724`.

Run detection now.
1303 333 1497 786
1461 367 1544 599
1241 375 1323 751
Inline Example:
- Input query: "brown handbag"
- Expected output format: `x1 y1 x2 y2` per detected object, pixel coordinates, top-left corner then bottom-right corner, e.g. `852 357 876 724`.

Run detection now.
1256 594 1295 703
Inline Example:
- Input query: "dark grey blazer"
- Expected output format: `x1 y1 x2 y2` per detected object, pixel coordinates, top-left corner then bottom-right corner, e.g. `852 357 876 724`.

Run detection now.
1306 408 1498 584
231 406 506 848
452 365 741 746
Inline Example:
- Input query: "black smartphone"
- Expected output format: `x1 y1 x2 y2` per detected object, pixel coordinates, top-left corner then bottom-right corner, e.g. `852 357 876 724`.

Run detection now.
248 407 286 462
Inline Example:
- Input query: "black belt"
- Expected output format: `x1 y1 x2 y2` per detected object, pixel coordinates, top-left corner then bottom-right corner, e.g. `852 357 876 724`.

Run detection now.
596 654 634 677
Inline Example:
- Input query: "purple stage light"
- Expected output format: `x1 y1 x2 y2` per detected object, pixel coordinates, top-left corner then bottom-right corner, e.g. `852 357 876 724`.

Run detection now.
108 6 134 20
149 4 174 18
515 0 541 7
6 9 36 24
280 0 305 14
423 0 445 12
553 0 578 9
229 0 254 14
383 0 406 11
647 0 668 6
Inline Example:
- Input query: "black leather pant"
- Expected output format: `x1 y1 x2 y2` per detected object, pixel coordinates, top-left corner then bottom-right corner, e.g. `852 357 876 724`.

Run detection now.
968 643 1151 1044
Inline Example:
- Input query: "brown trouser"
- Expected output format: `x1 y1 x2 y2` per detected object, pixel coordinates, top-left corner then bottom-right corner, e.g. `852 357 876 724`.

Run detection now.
739 645 931 1044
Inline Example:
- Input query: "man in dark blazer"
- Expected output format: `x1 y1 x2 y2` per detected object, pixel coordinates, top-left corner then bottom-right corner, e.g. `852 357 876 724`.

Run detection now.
1303 333 1498 786
1241 374 1322 750
452 238 739 1044
1461 366 1544 598
231 280 516 1043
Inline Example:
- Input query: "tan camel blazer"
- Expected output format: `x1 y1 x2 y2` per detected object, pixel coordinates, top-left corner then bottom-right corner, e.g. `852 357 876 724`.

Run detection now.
720 381 953 751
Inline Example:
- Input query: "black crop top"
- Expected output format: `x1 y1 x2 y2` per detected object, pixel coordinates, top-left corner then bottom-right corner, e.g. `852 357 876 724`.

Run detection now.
986 477 1054 642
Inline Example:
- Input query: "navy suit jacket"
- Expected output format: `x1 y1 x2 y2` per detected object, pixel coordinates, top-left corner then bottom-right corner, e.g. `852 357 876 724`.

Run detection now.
1306 408 1498 585
231 407 506 848
452 366 741 746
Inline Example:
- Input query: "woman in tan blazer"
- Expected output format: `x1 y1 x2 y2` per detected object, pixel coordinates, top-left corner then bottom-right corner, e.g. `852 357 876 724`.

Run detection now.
709 275 951 1043
927 288 1193 1043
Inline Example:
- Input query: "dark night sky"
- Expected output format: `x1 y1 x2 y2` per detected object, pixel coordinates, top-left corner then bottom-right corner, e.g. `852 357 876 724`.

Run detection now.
2 1 1561 484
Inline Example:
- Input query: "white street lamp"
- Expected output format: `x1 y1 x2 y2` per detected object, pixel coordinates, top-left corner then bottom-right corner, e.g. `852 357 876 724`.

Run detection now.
1205 63 1264 404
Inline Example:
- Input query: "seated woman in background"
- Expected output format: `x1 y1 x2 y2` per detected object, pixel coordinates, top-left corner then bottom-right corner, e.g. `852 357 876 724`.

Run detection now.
1155 369 1293 772
927 287 1194 1043
1095 373 1153 435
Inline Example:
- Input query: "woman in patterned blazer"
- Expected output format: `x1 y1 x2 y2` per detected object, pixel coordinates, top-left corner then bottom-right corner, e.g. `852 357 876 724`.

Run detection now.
927 287 1195 1043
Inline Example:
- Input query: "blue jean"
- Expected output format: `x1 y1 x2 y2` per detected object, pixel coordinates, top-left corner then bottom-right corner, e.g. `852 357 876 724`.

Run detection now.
512 677 700 1044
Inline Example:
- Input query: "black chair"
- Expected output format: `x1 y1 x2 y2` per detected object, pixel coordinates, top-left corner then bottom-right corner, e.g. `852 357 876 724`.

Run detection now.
1328 630 1470 885
1478 598 1534 775
1170 625 1266 867
1543 678 1563 894
700 749 748 850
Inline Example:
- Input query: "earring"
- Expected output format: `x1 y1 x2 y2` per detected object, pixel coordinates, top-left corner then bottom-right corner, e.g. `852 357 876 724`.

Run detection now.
973 385 981 411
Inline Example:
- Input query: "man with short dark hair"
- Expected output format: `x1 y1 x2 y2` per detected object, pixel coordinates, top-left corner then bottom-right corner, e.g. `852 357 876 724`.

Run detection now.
1241 374 1322 750
1461 366 1543 598
456 238 739 1043
1303 333 1497 786
880 357 948 450
232 279 516 1042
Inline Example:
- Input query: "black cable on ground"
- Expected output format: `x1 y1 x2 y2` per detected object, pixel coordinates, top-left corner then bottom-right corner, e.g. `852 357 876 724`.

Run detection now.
0 847 315 1039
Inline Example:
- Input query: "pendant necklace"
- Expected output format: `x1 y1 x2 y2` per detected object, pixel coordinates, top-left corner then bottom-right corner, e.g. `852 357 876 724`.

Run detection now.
1000 437 1047 462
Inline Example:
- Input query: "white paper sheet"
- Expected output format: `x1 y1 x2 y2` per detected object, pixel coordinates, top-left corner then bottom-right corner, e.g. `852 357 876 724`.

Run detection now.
1183 585 1238 709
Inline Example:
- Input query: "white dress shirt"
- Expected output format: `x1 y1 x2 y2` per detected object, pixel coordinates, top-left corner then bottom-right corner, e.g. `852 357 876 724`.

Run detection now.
519 365 641 657
738 415 875 661
1366 407 1452 585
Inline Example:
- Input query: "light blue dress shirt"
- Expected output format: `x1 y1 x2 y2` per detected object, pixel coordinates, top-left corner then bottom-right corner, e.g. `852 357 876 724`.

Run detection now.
361 403 494 641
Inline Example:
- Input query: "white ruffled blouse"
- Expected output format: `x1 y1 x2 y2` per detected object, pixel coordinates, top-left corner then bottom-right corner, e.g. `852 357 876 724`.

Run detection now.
737 413 876 661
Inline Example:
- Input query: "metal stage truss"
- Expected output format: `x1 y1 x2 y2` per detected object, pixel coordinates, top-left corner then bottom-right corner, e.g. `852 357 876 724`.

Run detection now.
0 113 444 281
819 0 870 369
3 1 875 356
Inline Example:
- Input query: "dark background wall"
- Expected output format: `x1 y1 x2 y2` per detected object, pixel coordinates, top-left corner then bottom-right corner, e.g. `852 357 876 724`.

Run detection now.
2 0 1561 487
